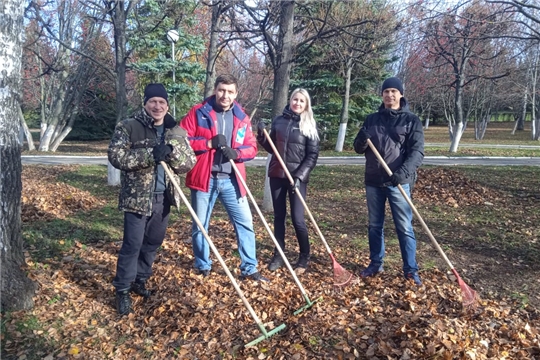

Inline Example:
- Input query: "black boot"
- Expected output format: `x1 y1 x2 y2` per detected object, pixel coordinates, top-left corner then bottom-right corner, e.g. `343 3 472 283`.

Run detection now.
116 289 132 315
131 278 153 298
294 253 310 269
267 252 285 272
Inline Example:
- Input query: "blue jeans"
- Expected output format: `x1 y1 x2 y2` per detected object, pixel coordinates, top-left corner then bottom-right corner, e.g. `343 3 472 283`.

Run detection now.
365 184 419 275
190 175 258 276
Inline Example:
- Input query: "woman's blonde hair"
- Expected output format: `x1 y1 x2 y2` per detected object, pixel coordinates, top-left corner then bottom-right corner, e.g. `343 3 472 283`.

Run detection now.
290 88 319 141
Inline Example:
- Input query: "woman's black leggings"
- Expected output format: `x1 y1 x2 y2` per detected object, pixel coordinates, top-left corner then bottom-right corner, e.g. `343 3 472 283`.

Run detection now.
269 177 310 255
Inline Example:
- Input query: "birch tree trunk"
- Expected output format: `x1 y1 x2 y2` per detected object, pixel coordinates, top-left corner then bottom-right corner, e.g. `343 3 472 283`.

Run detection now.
0 0 37 311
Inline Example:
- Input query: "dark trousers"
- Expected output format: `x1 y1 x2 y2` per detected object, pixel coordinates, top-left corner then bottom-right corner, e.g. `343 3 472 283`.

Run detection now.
269 177 310 255
113 193 171 291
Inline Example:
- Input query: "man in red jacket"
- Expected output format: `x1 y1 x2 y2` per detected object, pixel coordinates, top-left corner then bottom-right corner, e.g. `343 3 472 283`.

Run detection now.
180 74 268 282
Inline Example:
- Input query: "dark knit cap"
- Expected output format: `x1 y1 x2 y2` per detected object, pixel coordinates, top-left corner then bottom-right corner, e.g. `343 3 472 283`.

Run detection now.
381 77 404 95
144 83 168 104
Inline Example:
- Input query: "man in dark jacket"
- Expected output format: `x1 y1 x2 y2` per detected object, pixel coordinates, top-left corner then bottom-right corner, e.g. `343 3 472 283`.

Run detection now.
353 77 424 286
108 83 196 315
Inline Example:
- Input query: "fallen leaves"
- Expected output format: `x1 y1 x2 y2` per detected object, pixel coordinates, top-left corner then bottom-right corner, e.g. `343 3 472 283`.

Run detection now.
414 168 500 207
5 165 540 359
21 166 106 222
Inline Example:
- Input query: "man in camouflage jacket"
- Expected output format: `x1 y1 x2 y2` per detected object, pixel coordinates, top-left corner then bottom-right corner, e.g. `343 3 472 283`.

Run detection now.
108 83 195 315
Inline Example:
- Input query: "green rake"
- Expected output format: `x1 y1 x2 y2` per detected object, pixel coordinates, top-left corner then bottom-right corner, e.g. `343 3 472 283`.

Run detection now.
228 159 321 315
162 162 286 347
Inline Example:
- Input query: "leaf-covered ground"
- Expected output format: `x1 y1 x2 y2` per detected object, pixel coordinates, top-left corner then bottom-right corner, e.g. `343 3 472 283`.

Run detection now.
2 165 540 359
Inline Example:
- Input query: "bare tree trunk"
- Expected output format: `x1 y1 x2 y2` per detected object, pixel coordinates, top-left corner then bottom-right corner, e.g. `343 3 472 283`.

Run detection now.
50 113 77 152
108 1 133 186
512 89 527 135
204 1 225 98
263 1 295 210
1 0 37 311
335 64 352 152
518 89 527 132
449 74 465 153
18 105 35 151
270 1 295 118
531 52 539 140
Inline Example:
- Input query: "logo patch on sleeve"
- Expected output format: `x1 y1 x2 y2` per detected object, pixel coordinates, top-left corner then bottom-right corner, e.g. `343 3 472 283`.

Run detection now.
236 125 246 144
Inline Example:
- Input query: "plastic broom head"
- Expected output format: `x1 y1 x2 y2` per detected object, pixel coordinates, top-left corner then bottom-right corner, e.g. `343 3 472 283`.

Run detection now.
331 254 354 287
452 269 481 310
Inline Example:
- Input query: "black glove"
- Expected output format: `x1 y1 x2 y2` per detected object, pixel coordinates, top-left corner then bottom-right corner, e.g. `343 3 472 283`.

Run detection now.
153 143 172 163
211 134 227 149
390 171 406 187
290 177 301 194
221 146 238 160
257 122 267 137
357 128 370 145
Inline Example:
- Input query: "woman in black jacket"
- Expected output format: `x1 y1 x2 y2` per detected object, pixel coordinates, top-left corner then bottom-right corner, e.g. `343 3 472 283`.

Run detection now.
257 88 319 273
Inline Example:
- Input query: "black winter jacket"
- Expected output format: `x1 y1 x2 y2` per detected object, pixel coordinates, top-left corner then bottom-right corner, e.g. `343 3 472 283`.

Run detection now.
353 98 424 187
258 107 319 182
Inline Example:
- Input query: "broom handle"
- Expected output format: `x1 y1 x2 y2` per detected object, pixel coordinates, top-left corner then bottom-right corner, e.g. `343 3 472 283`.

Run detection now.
365 139 456 270
161 162 267 331
226 158 312 300
261 129 333 255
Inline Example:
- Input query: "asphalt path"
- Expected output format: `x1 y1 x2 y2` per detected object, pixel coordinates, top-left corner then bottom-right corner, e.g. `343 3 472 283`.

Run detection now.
21 155 540 167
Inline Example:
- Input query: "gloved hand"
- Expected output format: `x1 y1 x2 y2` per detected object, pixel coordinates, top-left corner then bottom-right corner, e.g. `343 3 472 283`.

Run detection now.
153 143 172 163
221 146 238 161
290 177 301 194
211 134 227 149
257 122 267 137
390 171 406 187
356 128 370 145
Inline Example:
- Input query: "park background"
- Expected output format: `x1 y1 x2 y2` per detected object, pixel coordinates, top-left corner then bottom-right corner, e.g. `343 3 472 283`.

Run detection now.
2 0 540 359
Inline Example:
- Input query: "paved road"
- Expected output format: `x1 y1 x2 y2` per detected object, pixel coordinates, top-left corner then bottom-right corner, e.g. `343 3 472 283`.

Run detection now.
426 143 540 149
21 155 540 166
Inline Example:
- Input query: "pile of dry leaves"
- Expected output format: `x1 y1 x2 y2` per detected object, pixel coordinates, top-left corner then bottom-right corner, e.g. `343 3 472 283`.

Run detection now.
3 165 539 359
414 168 499 207
21 166 106 221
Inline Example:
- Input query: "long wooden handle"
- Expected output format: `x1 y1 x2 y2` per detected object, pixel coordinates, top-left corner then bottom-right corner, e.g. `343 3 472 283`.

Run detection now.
365 139 455 270
261 129 333 255
227 159 311 299
161 162 266 329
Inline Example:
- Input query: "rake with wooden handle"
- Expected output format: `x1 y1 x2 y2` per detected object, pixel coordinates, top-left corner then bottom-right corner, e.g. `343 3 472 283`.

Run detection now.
161 162 286 347
227 158 320 315
365 139 480 310
261 129 354 288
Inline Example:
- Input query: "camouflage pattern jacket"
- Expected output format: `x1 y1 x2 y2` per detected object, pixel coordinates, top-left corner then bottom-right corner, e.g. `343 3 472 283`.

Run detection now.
108 109 196 216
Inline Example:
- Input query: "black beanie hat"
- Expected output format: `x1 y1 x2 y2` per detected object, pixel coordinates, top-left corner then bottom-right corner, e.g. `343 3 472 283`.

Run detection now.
381 77 404 95
144 83 168 104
